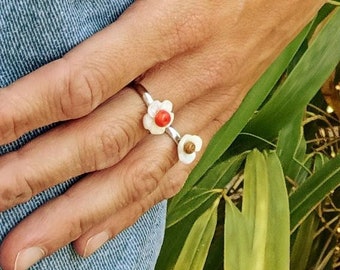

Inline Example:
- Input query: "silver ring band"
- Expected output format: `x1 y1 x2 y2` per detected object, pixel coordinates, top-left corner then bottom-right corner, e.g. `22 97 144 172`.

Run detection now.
132 83 154 106
165 126 181 144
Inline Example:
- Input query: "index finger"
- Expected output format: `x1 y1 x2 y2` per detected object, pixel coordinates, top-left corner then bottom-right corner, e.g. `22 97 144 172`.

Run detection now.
0 0 209 144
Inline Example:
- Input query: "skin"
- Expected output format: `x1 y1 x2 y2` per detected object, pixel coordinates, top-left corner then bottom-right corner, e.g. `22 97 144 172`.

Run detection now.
0 0 326 269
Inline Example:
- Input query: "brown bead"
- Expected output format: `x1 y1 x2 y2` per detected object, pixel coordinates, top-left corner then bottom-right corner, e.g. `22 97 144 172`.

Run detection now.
184 141 196 154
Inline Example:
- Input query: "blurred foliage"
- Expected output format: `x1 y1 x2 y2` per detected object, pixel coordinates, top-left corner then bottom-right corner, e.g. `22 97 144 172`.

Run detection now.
156 5 340 270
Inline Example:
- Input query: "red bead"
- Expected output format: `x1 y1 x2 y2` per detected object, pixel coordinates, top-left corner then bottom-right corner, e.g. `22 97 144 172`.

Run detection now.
155 110 171 127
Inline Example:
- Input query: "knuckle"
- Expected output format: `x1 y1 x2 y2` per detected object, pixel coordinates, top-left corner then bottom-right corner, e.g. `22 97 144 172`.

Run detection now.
201 60 229 90
0 107 21 143
0 87 37 142
222 55 243 85
154 5 211 59
137 198 156 216
57 195 87 239
97 122 134 167
68 214 88 240
57 58 105 119
136 165 161 195
126 140 177 202
129 162 166 202
162 170 189 199
210 117 226 133
84 123 132 171
194 54 242 91
0 174 33 210
167 14 203 52
97 126 124 168
164 181 184 199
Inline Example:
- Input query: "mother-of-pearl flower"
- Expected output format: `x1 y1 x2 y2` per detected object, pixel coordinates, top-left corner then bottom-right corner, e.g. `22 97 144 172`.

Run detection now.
177 134 203 164
143 100 174 134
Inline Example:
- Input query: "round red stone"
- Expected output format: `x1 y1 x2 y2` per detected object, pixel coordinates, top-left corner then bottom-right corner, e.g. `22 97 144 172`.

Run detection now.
155 110 171 127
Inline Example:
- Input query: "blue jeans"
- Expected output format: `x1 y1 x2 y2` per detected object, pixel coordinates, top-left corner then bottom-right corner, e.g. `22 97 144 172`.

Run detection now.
0 1 166 269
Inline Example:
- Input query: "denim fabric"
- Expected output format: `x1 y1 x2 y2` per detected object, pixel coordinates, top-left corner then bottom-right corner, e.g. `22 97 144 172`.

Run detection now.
0 1 166 269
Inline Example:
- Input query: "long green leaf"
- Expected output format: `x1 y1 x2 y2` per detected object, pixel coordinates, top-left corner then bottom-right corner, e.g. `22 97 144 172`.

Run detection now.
224 196 251 270
290 213 319 270
167 190 220 228
242 149 269 248
224 150 289 270
156 195 219 269
204 228 224 270
168 153 246 223
174 197 220 270
245 8 340 139
290 153 340 232
262 151 290 270
276 109 306 181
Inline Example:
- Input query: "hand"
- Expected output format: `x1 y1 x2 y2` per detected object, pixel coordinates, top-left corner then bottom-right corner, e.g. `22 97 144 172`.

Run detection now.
0 0 324 269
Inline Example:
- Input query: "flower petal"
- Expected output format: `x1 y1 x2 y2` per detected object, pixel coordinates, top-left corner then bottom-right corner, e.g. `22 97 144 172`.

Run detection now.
178 134 188 151
160 100 173 112
143 114 165 134
143 114 153 130
166 112 175 127
149 124 166 135
191 135 203 151
148 100 162 117
178 150 196 164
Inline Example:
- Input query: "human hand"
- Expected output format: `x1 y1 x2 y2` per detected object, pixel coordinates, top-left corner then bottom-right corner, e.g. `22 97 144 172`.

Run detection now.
0 0 325 269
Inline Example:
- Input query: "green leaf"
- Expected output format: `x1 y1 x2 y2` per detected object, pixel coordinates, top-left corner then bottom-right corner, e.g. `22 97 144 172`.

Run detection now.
242 150 269 246
290 153 340 232
204 227 224 270
262 151 290 270
276 109 306 181
294 156 313 186
174 197 220 270
168 153 246 221
224 197 251 270
224 150 290 270
312 152 329 172
167 189 220 228
156 195 219 270
290 213 319 270
245 8 340 140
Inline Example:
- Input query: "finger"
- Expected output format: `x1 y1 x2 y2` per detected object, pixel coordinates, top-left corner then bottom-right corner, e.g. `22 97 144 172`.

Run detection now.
0 135 177 270
0 43 235 211
0 0 217 144
0 85 243 270
0 89 145 211
72 111 226 258
0 0 324 143
72 105 229 257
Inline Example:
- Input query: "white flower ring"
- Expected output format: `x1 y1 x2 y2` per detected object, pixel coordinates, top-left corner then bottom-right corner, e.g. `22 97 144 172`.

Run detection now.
177 134 203 164
131 82 202 164
143 100 174 134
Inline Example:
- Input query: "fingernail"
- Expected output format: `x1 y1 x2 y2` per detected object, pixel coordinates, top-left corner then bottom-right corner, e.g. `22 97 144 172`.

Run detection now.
15 247 45 270
83 231 110 257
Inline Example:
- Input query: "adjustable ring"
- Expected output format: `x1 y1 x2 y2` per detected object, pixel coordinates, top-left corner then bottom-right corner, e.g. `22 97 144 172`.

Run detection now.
131 82 202 164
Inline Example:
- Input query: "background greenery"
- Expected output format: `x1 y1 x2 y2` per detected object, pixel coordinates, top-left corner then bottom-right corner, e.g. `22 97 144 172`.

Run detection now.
156 4 340 270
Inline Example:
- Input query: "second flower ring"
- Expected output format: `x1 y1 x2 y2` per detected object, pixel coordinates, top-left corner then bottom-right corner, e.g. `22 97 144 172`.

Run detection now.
131 82 202 164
